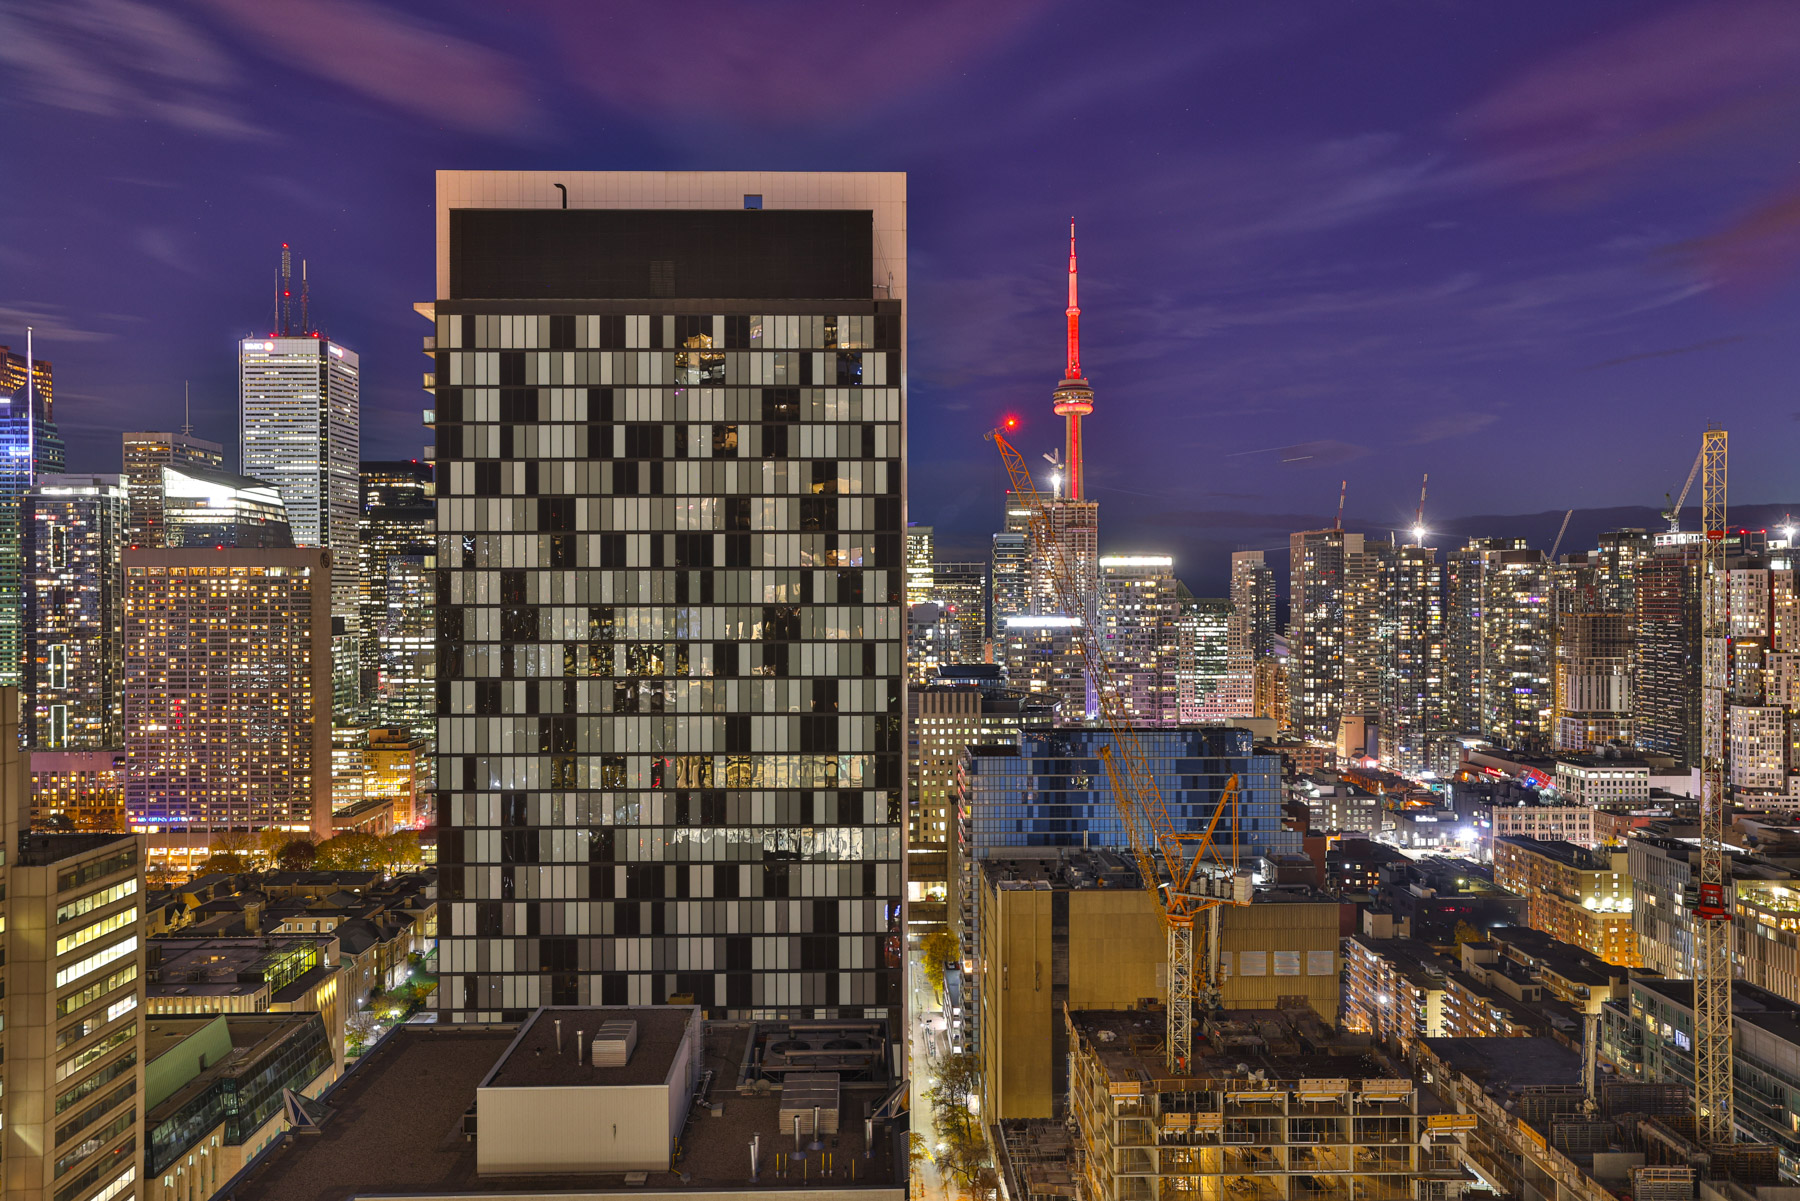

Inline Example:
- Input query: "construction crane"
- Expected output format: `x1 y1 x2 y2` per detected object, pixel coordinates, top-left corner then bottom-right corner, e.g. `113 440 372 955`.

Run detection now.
1662 447 1704 533
1411 474 1428 544
1549 509 1575 562
1335 480 1347 531
1693 426 1734 1145
987 423 1245 1073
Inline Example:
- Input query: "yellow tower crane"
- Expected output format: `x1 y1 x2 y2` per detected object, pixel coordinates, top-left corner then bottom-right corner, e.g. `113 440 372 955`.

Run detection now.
987 423 1248 1073
1693 426 1734 1145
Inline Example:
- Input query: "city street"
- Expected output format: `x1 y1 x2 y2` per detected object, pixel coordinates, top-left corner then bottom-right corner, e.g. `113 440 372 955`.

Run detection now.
908 944 954 1201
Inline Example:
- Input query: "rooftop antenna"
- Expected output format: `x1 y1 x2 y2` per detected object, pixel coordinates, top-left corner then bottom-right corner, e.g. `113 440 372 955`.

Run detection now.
301 259 311 336
277 243 293 337
1335 480 1347 531
182 381 193 437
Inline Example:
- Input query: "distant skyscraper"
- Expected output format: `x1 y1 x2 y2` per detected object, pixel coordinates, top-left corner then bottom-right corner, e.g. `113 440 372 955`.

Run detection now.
123 548 333 865
932 560 988 661
1196 551 1275 723
429 171 905 1022
1445 537 1552 748
1288 529 1362 744
990 530 1029 635
1371 539 1442 775
239 333 360 615
1098 554 1183 724
1230 550 1278 660
22 474 127 749
374 552 434 743
1634 539 1702 768
1555 610 1633 752
1181 594 1238 721
1590 528 1655 613
161 462 294 548
359 460 434 709
906 524 935 606
0 340 63 688
122 430 224 546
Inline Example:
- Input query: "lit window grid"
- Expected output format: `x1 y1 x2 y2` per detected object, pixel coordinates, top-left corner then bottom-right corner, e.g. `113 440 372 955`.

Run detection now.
434 309 904 1022
122 557 330 835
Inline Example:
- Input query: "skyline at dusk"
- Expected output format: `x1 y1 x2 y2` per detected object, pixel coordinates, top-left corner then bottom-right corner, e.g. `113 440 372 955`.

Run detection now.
7 1 1800 592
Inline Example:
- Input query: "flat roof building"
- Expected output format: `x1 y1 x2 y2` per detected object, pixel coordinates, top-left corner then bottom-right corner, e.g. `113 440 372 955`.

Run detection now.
222 1010 903 1200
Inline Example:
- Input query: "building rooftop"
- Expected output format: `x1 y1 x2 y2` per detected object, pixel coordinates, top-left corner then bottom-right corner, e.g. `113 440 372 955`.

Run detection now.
1556 754 1650 771
483 1006 696 1089
1487 925 1624 989
981 849 1142 892
1634 977 1800 1044
15 830 134 867
228 1021 901 1201
1419 1036 1583 1094
1494 836 1617 870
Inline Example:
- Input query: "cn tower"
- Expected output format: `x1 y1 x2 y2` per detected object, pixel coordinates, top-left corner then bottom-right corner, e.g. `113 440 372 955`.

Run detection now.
1052 219 1094 500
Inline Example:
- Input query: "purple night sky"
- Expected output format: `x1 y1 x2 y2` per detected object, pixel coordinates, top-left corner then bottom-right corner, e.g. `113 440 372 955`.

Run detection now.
4 1 1800 592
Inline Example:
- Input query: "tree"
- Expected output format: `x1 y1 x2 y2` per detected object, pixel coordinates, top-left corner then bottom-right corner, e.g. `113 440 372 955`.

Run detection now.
198 851 249 875
276 838 318 872
919 926 958 1000
929 1052 991 1197
313 832 382 871
1452 920 1483 947
376 830 419 873
346 1006 378 1055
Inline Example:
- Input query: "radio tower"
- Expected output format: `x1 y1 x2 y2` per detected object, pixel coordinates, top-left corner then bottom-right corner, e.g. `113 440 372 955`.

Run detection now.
1694 424 1734 1146
1052 220 1094 501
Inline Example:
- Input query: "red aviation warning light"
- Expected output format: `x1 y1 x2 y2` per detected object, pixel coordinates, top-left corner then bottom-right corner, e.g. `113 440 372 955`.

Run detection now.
1002 414 1020 432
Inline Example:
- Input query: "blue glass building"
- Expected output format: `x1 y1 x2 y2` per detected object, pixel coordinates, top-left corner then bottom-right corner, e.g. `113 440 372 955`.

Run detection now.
0 380 64 686
957 726 1294 863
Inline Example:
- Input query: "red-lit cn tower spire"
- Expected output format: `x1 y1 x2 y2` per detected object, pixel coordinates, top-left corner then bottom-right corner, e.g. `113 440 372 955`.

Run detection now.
1052 219 1095 500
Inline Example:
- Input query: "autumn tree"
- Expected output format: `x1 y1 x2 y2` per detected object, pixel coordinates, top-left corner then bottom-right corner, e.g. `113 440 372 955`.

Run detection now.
276 838 318 872
919 926 958 1000
313 832 382 871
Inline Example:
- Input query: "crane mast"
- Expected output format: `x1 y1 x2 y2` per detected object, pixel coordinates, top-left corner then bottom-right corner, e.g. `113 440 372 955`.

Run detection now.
1694 426 1734 1145
987 425 1242 1072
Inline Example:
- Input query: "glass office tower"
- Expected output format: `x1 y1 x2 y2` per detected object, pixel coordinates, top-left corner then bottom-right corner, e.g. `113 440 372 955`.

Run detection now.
22 474 128 748
427 172 906 1023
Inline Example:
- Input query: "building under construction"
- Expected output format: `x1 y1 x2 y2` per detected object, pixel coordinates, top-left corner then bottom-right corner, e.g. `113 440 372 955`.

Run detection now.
1063 1004 1463 1201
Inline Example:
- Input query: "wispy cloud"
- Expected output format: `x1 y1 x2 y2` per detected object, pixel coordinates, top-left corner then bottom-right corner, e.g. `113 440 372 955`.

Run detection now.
197 0 538 137
522 0 1055 120
0 0 266 138
1582 335 1746 371
0 305 121 345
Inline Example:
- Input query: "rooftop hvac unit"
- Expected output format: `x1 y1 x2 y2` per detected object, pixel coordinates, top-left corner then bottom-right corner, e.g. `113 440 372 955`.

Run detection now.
590 1020 638 1067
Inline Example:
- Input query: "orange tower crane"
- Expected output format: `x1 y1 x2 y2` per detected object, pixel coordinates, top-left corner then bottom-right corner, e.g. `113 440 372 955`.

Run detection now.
988 423 1246 1072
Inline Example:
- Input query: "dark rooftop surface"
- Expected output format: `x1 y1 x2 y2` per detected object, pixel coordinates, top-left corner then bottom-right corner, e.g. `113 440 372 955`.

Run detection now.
229 1021 901 1201
1635 977 1800 1043
484 1005 695 1089
17 831 135 867
1421 1036 1583 1093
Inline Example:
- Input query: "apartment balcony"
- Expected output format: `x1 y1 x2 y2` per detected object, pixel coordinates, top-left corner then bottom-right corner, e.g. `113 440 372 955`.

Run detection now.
423 335 436 352
423 372 436 390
